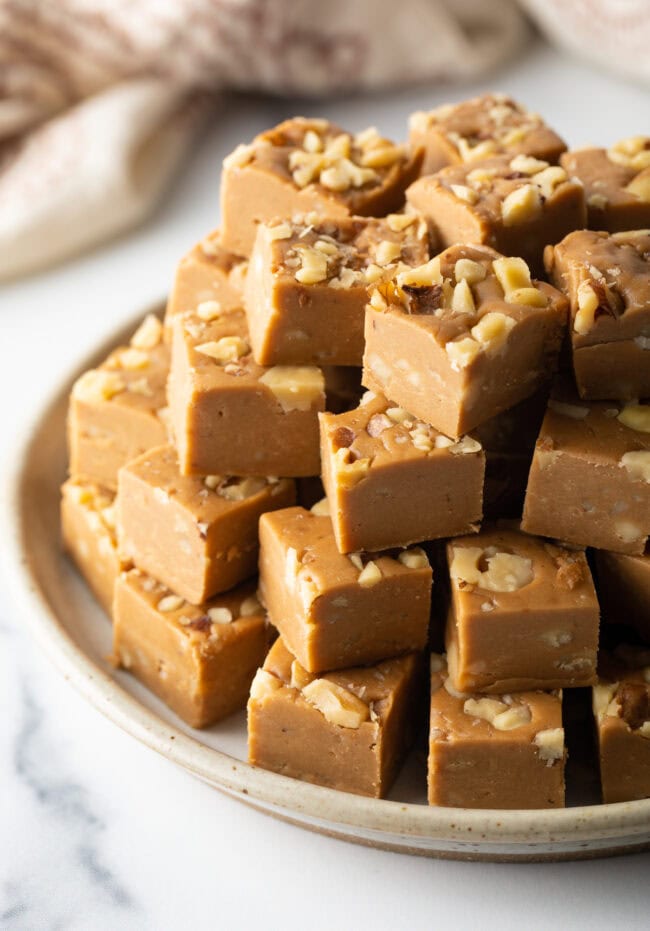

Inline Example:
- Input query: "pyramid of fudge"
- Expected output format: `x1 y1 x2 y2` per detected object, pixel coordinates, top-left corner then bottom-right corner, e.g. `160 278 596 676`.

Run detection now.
62 96 650 808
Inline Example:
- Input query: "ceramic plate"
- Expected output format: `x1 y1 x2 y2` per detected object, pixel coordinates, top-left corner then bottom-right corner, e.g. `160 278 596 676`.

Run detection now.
6 306 650 862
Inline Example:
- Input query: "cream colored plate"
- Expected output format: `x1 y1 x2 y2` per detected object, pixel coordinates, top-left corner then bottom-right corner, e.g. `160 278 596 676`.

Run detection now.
6 306 650 862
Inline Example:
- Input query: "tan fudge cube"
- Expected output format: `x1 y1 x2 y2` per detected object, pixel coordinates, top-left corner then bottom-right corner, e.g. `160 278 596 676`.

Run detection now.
258 506 432 673
445 527 599 693
561 137 650 233
428 654 565 809
522 384 650 555
68 314 169 490
117 444 295 604
220 118 423 256
244 213 429 366
61 480 122 615
168 307 325 477
247 637 423 797
319 392 484 553
362 245 567 438
114 570 267 728
409 94 566 176
406 154 585 275
595 549 650 643
545 229 650 401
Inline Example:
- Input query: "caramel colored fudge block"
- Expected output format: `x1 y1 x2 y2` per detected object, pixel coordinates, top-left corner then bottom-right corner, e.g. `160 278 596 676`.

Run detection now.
68 314 169 491
362 246 567 438
561 137 650 233
244 213 429 367
545 229 650 400
319 392 484 553
61 480 122 615
593 649 650 803
428 654 565 809
522 384 650 555
168 307 325 477
220 118 423 256
117 444 295 604
445 527 599 693
114 569 267 728
258 506 432 673
248 637 423 797
406 154 585 275
595 549 650 642
409 94 566 176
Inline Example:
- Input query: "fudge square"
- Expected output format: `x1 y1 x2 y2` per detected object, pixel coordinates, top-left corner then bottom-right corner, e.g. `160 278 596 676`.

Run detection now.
445 527 599 693
68 314 169 490
114 569 267 728
561 136 650 233
244 213 429 367
247 637 423 798
406 154 585 275
220 117 423 256
362 245 567 438
522 384 650 555
168 307 325 477
593 648 650 803
258 506 432 673
595 548 650 643
409 94 566 175
428 654 565 809
319 391 484 554
117 444 295 604
545 229 650 401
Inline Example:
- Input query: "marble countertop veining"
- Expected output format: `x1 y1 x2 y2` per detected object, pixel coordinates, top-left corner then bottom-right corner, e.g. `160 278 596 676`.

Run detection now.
2 41 650 931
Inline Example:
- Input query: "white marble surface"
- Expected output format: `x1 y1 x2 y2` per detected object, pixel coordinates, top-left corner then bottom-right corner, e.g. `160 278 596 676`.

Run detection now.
2 40 650 931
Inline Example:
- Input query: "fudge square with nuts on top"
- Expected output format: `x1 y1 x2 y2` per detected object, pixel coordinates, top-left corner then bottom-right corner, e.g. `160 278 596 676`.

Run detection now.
408 94 566 176
117 444 295 605
114 569 267 728
445 526 600 693
595 548 650 643
545 229 650 401
561 136 650 233
220 117 423 257
247 637 424 798
362 245 567 438
68 314 169 491
428 653 566 809
522 384 650 555
406 154 586 275
244 213 430 367
258 506 432 673
168 307 325 477
319 391 484 554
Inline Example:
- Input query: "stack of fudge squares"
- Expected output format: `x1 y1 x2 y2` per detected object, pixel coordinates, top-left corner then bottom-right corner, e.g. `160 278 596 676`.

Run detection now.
62 95 650 810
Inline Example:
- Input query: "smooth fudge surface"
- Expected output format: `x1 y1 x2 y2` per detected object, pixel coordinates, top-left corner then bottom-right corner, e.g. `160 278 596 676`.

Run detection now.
247 637 423 798
362 244 567 438
595 549 650 643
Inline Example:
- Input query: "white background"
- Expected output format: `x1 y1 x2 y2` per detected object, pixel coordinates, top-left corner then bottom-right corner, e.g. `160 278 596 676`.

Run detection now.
2 40 649 931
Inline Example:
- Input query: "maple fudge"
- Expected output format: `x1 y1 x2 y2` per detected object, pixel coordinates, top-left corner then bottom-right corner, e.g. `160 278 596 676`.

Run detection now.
522 385 650 555
114 569 267 728
319 391 484 553
248 637 423 797
220 118 423 256
168 307 325 477
258 506 432 672
428 654 565 809
117 444 295 604
595 549 650 642
68 314 169 490
406 154 585 274
362 246 567 438
244 213 430 367
593 648 650 803
545 229 650 400
561 137 650 232
445 527 599 693
61 480 122 615
409 94 566 176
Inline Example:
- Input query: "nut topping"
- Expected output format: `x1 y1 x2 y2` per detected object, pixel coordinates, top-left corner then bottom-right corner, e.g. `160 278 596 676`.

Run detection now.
450 545 534 593
301 678 370 728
